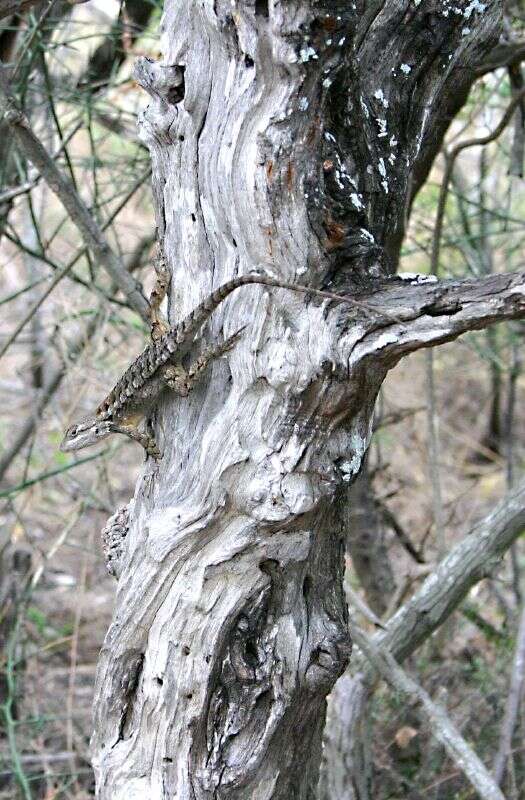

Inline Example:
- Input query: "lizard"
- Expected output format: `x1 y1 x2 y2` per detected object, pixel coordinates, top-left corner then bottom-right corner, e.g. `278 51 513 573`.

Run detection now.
60 267 364 460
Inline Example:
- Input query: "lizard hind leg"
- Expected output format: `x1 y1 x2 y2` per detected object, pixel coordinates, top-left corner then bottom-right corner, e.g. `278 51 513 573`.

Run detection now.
149 244 171 341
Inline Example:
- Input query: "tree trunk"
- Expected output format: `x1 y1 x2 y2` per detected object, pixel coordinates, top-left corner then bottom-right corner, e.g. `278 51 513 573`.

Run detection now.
90 2 506 797
344 459 396 617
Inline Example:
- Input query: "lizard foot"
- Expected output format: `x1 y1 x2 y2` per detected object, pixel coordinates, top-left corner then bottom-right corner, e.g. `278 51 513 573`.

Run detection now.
163 364 191 396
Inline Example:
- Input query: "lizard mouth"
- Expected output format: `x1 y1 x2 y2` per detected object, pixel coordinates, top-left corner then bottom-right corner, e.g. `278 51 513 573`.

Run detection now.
60 437 78 452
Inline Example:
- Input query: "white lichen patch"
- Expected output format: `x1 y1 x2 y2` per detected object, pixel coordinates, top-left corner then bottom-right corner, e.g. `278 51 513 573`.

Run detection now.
323 77 333 88
398 272 438 284
373 89 389 108
350 193 365 210
377 158 387 178
339 430 372 482
298 97 309 111
464 0 486 17
400 63 412 75
360 95 369 118
299 45 318 62
360 228 375 243
462 26 471 35
376 118 388 138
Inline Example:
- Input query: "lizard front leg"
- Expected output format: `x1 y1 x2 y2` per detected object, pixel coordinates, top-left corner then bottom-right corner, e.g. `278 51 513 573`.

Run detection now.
149 244 171 341
111 423 161 460
162 329 245 395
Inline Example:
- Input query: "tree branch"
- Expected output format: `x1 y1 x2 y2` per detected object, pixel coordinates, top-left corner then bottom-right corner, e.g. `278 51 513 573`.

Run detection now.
475 40 525 76
0 165 151 363
493 601 525 785
0 0 88 21
323 482 525 798
348 271 525 368
0 68 149 321
372 480 525 663
348 620 506 800
0 311 102 483
430 89 525 278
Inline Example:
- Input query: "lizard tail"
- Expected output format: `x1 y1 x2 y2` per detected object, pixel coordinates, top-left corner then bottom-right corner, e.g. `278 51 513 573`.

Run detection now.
171 274 356 344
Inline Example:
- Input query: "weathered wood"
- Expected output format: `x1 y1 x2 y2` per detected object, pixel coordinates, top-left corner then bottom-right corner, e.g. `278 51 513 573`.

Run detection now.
90 2 510 797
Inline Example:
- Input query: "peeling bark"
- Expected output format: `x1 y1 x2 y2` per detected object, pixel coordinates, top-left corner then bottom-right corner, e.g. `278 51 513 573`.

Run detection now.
90 2 513 797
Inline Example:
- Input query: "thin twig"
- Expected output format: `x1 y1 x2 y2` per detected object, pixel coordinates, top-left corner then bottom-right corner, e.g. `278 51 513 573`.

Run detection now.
0 449 107 499
348 619 506 800
0 308 103 483
493 601 525 785
430 87 525 277
0 165 151 362
0 66 150 320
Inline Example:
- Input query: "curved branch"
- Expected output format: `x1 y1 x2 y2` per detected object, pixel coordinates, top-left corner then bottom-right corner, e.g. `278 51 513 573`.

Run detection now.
476 40 525 76
430 88 525 277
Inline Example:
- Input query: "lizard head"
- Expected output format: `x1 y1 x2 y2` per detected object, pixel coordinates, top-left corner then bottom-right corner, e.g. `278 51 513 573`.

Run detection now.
60 418 113 452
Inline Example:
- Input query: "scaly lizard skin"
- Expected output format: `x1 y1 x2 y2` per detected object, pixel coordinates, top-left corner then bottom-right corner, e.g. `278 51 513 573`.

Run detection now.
60 273 357 459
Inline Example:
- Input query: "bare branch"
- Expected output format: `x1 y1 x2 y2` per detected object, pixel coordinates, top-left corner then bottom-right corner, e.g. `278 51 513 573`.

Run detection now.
0 165 151 363
430 88 525 278
348 271 525 367
493 602 525 785
325 480 525 799
476 40 525 76
376 480 525 663
0 312 101 483
0 0 88 21
0 119 83 205
0 69 150 321
508 63 525 177
348 620 506 800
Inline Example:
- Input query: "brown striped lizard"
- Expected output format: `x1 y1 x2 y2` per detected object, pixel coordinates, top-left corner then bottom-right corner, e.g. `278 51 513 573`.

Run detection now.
60 253 363 460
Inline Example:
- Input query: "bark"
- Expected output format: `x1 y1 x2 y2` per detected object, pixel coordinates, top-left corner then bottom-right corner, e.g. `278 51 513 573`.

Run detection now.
344 462 395 617
90 2 510 797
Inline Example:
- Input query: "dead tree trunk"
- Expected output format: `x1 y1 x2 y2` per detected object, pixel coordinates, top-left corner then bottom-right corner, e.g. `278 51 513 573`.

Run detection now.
90 2 517 797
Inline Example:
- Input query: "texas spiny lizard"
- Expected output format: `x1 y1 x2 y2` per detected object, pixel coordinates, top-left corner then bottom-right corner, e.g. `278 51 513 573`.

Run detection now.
60 255 360 459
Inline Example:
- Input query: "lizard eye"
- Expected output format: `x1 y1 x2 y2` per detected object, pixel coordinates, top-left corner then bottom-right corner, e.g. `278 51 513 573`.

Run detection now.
69 426 78 436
